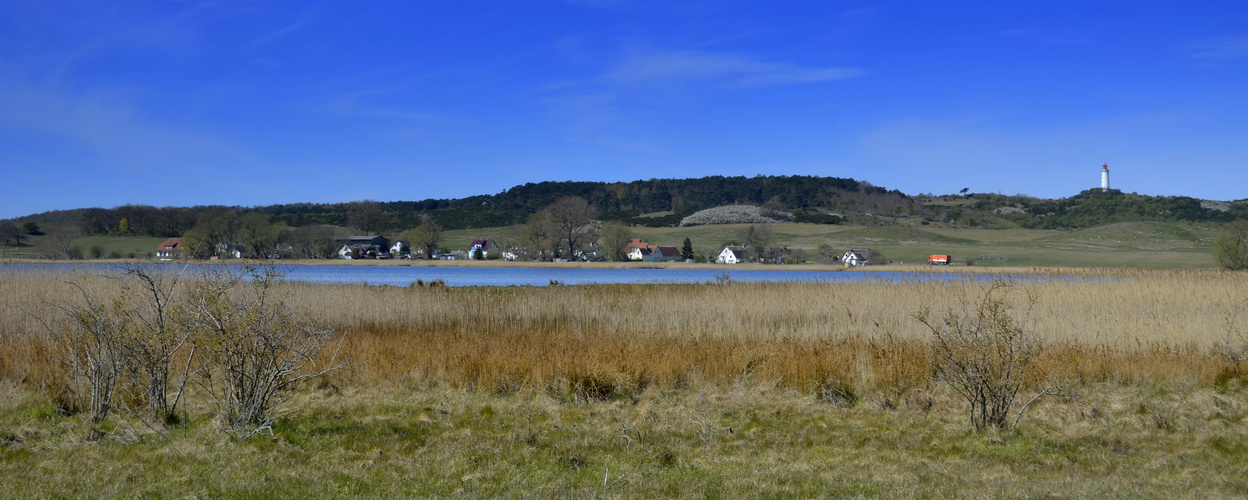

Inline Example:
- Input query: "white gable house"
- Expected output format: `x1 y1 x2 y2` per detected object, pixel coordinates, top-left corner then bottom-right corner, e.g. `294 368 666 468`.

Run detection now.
717 246 746 264
842 248 872 267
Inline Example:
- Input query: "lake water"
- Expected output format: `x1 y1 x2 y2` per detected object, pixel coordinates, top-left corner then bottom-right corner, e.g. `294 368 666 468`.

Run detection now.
1 263 1026 287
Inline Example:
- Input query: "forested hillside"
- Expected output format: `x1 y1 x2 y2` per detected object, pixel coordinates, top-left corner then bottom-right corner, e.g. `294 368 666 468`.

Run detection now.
5 176 1246 241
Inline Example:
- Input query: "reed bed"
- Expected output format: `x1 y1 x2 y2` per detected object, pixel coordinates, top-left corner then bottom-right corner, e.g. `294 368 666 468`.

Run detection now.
2 267 1246 398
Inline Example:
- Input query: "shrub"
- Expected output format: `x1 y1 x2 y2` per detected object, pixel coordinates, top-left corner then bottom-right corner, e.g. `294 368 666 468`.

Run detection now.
916 281 1044 432
1214 221 1248 270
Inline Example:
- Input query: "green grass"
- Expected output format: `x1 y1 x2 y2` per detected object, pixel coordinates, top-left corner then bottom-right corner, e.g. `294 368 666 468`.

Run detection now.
70 235 167 259
441 220 1222 269
3 381 1247 497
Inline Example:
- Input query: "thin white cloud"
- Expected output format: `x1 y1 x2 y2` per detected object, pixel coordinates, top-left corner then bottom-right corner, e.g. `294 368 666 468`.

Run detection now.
0 78 243 174
251 9 319 48
1189 36 1248 60
602 50 863 87
318 89 453 124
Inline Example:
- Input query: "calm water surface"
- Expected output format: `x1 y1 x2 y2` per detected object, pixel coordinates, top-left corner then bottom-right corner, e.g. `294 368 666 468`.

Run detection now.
1 263 1031 287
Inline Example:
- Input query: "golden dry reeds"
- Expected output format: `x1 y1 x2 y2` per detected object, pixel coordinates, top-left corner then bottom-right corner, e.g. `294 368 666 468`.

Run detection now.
3 266 1247 398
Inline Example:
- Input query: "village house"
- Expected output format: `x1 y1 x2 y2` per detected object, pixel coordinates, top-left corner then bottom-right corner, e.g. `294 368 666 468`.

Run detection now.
156 237 181 261
467 238 500 260
717 245 746 264
625 239 658 261
336 235 389 260
842 248 872 267
390 240 410 257
643 246 680 262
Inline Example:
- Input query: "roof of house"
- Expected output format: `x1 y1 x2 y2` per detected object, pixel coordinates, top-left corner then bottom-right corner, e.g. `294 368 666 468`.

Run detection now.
657 246 680 258
158 237 181 250
722 246 746 259
626 239 658 251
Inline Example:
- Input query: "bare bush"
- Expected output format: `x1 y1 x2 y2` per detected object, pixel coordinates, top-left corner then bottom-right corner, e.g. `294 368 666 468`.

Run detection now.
916 281 1044 432
187 265 346 432
113 266 196 423
51 266 198 429
55 288 127 423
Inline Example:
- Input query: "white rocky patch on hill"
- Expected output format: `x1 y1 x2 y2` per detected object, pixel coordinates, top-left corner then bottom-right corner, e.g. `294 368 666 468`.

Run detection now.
679 205 793 226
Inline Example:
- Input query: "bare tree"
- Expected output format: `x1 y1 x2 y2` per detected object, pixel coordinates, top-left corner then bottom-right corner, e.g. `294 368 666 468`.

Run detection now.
598 221 635 262
543 196 598 259
407 217 443 259
346 200 386 234
289 224 346 259
739 224 775 262
0 221 23 256
520 212 556 260
37 226 82 259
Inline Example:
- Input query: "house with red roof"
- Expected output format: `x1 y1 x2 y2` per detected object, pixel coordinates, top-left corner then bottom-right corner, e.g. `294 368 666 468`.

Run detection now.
156 238 182 261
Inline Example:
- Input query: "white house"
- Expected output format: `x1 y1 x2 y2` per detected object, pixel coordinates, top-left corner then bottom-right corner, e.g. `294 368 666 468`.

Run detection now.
468 238 499 260
337 245 355 260
155 237 181 261
625 239 657 261
390 240 410 256
842 248 872 267
717 246 746 264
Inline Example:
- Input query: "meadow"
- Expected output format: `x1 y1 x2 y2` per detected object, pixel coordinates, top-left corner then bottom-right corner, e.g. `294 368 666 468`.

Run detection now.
2 266 1248 496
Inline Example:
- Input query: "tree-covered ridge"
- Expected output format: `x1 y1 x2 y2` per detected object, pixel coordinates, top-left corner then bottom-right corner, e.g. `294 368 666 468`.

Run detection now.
9 175 1248 238
952 190 1248 229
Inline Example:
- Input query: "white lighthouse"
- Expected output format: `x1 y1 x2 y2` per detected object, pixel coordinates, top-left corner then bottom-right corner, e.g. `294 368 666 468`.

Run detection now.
1101 163 1110 191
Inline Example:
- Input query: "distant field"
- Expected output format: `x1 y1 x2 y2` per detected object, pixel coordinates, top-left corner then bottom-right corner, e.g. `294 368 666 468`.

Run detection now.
0 219 1221 269
444 220 1222 269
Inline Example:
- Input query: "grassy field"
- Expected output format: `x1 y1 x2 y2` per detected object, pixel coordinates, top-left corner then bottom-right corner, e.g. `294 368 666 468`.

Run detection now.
443 220 1222 269
2 266 1248 496
0 218 1222 268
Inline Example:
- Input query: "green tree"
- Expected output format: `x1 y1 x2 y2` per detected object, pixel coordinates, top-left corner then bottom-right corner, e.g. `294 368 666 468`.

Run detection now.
118 218 131 236
23 221 43 235
1215 221 1248 270
181 209 240 259
238 213 279 258
681 237 694 262
599 221 635 261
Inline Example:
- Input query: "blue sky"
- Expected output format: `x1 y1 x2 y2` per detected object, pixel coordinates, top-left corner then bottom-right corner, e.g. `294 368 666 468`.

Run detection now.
2 1 1246 219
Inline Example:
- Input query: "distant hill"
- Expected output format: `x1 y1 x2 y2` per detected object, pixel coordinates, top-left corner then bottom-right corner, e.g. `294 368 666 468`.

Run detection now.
5 176 1246 238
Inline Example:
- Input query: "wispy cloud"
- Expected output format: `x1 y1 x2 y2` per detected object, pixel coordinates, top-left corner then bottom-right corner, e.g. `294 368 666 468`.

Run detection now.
0 78 243 174
602 50 863 87
251 8 319 48
545 93 658 152
318 88 454 124
1189 36 1248 60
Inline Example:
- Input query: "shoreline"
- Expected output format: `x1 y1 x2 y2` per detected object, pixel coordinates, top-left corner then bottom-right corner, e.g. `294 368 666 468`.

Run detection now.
0 257 1160 276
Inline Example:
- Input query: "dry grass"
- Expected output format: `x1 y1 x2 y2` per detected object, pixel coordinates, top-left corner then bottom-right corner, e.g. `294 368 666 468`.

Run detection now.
4 266 1248 496
4 266 1246 397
